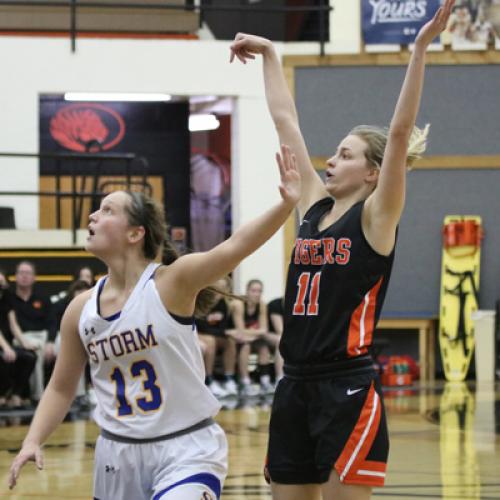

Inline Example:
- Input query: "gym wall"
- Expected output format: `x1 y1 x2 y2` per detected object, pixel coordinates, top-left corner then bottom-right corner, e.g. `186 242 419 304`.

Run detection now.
294 63 500 313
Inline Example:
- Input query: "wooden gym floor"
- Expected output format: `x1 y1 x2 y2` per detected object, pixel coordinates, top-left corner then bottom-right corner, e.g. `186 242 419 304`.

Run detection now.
0 381 499 499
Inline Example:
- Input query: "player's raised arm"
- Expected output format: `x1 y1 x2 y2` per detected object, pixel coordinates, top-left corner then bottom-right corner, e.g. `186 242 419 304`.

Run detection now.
158 144 300 314
363 0 454 254
230 33 328 216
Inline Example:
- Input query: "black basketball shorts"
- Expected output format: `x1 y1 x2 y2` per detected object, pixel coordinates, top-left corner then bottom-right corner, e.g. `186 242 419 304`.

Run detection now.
266 364 389 487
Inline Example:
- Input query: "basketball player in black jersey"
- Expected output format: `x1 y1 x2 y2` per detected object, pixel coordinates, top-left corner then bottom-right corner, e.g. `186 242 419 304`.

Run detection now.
230 1 454 499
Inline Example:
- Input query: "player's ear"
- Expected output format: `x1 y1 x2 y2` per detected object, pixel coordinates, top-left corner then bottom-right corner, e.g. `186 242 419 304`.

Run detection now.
128 225 145 244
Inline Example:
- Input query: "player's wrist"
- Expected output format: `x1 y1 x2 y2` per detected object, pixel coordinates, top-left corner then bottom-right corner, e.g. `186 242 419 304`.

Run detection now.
22 438 41 449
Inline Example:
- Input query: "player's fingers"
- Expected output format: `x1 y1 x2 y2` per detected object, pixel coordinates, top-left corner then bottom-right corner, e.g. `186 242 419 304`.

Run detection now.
231 39 247 51
281 144 291 171
35 449 43 470
235 51 247 64
240 49 256 60
276 152 285 178
8 458 23 489
433 6 443 25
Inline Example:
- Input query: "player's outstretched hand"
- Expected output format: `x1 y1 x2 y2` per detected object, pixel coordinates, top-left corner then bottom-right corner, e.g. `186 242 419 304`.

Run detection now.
276 144 301 207
229 32 272 64
8 442 43 490
415 0 455 48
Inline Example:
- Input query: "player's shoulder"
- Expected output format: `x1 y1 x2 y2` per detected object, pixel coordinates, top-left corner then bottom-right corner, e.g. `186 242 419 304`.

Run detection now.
153 260 189 285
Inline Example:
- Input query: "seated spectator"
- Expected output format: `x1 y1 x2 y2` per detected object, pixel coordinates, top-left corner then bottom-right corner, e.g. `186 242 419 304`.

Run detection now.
0 268 37 409
53 279 93 408
229 279 275 396
74 265 96 287
51 266 96 305
196 276 238 399
53 280 93 329
11 261 57 402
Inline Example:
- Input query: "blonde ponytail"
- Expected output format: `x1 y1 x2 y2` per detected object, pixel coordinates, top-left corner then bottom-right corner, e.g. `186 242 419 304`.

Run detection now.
406 124 430 167
349 123 430 170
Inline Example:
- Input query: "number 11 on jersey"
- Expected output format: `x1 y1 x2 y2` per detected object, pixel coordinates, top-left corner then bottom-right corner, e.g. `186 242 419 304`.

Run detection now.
293 271 321 316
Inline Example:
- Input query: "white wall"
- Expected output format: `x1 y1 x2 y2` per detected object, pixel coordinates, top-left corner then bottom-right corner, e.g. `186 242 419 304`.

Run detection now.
0 1 359 300
0 36 285 299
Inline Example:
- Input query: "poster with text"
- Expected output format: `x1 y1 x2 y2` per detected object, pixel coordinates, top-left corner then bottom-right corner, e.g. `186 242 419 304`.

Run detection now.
362 0 441 45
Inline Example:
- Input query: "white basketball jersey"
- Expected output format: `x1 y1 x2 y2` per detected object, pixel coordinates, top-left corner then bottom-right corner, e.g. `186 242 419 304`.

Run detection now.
79 262 221 438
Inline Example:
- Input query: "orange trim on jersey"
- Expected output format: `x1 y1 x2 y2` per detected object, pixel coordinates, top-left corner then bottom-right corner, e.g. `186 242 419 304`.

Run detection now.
346 278 383 357
334 382 386 487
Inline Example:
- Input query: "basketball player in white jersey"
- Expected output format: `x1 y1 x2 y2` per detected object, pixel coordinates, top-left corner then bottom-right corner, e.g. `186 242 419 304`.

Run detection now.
8 144 301 500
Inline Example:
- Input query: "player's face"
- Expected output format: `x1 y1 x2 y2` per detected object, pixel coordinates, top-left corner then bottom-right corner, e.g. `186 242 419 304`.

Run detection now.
86 191 133 257
247 282 262 304
324 135 377 198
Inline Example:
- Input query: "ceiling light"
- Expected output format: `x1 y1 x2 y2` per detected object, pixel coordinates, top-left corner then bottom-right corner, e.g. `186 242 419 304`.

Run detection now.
64 92 172 102
189 114 220 132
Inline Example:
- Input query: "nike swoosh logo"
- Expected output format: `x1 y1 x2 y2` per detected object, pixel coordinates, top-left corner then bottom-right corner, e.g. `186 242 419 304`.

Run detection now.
347 388 364 396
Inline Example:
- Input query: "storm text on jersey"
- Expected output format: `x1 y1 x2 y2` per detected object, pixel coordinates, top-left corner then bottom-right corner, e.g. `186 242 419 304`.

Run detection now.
85 324 159 363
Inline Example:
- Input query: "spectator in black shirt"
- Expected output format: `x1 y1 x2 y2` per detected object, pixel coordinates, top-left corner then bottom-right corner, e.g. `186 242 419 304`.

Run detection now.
0 269 37 408
11 261 56 401
196 277 238 398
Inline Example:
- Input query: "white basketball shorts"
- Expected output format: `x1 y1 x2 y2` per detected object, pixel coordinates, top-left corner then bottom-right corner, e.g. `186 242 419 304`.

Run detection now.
93 422 228 500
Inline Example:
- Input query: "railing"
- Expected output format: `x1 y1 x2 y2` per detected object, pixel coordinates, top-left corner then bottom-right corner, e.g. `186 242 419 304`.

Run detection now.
0 151 151 243
0 0 332 55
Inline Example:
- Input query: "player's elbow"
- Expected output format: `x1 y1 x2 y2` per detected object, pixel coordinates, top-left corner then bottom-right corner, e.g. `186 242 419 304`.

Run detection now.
273 110 299 131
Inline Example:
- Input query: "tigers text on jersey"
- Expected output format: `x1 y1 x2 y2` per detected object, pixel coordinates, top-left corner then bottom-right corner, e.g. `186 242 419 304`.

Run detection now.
79 263 220 439
281 198 395 364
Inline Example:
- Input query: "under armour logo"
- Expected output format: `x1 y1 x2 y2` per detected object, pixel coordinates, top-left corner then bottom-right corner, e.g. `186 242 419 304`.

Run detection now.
105 465 117 473
85 327 96 336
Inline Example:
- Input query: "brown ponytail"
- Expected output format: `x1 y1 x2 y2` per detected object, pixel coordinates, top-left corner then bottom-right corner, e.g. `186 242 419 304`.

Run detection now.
125 191 241 318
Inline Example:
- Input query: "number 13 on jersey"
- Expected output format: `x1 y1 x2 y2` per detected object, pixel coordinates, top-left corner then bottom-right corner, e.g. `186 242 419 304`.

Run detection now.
293 271 321 316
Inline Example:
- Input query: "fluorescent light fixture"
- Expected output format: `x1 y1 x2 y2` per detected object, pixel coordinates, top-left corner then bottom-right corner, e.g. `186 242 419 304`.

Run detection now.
189 114 220 132
189 95 218 104
64 92 172 102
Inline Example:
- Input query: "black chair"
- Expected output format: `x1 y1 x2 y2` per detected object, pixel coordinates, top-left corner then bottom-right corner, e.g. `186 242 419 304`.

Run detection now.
0 207 15 229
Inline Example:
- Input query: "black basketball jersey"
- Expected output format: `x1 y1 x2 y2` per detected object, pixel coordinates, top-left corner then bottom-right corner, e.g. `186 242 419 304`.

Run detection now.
244 302 260 329
280 197 396 364
195 298 229 337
